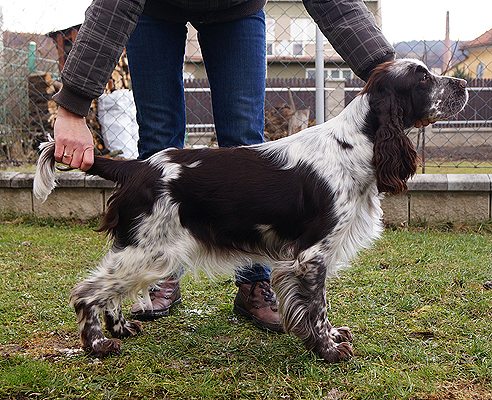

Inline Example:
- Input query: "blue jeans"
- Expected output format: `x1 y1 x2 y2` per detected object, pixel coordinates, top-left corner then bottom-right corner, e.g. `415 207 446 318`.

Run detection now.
126 11 270 285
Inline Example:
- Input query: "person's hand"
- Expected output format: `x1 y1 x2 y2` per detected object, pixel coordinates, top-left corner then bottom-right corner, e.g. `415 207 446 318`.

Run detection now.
53 106 94 171
415 117 437 129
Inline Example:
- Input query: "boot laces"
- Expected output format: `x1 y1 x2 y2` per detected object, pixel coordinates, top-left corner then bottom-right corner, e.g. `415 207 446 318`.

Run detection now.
149 285 162 300
248 281 276 304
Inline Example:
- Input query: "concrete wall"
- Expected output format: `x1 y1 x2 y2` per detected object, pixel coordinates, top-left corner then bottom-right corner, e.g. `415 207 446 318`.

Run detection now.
1 172 492 224
382 174 492 224
0 172 114 219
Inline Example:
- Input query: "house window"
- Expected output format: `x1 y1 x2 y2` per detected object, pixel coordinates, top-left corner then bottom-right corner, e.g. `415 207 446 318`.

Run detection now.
477 62 485 79
183 71 195 81
266 19 275 56
292 42 304 56
290 18 315 57
306 69 329 80
277 39 291 57
306 68 353 80
342 70 353 79
330 69 340 79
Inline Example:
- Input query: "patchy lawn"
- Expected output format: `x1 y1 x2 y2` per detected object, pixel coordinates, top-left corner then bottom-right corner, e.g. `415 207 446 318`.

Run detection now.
0 216 491 399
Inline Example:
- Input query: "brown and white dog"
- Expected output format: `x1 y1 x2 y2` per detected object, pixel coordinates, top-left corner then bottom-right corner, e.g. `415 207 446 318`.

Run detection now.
34 59 468 362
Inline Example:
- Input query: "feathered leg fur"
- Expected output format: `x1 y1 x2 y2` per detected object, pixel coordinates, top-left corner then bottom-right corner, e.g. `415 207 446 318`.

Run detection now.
271 254 353 362
69 246 180 357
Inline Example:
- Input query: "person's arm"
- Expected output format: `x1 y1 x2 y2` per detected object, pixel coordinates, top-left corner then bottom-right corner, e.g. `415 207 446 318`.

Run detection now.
53 0 145 169
302 0 395 81
303 0 433 128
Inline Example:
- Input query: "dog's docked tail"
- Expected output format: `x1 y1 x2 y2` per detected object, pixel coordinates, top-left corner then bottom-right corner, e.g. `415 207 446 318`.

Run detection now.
33 140 57 202
34 140 142 203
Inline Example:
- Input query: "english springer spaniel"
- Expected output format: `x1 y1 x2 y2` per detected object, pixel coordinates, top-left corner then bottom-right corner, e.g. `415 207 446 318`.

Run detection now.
34 59 468 362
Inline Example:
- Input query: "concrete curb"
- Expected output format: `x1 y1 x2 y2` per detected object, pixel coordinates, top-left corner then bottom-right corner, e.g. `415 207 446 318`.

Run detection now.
0 171 116 189
383 174 492 224
407 174 492 192
1 172 491 223
0 172 115 218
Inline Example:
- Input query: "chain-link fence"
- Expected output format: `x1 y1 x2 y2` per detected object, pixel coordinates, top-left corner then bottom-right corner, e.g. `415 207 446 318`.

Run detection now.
1 1 491 170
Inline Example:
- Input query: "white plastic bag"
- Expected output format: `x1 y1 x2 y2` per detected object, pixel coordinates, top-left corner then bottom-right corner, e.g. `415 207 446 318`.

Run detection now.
98 89 139 159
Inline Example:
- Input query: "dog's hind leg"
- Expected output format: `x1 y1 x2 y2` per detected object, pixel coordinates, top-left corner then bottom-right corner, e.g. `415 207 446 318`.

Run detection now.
70 277 137 357
72 293 121 357
103 304 142 340
70 248 173 357
272 255 353 363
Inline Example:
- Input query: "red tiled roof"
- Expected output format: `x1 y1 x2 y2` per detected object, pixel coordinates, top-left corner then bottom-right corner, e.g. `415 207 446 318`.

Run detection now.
461 28 492 48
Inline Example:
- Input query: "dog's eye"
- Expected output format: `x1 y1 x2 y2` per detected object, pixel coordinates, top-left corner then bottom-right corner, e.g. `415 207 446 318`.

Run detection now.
422 74 431 82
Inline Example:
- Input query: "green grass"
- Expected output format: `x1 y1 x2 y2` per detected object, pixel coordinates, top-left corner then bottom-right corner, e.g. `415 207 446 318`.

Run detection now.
418 161 492 174
0 215 491 399
0 163 37 173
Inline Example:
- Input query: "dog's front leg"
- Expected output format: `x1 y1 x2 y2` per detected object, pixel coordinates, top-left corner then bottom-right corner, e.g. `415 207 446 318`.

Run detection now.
272 256 353 363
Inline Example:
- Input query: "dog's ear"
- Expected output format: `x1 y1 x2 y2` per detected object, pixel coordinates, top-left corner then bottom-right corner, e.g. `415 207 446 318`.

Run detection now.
371 90 417 195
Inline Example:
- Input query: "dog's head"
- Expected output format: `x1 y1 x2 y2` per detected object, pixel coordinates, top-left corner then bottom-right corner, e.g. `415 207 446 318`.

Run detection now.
360 59 468 195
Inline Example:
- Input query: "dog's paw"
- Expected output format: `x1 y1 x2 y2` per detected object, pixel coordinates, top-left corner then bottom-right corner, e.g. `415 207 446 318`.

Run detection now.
330 326 353 343
108 320 143 339
317 341 353 363
125 320 143 336
89 338 122 358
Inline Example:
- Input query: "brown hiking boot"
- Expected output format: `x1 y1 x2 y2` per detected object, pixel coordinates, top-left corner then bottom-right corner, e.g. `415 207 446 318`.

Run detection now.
130 280 182 321
233 281 284 333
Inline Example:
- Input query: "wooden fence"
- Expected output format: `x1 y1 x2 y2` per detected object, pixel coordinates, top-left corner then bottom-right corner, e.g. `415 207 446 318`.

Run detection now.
185 77 492 129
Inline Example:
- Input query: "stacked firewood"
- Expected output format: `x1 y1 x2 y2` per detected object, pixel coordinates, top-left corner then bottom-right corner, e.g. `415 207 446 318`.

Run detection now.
104 50 131 93
265 103 312 141
28 72 56 133
264 103 295 141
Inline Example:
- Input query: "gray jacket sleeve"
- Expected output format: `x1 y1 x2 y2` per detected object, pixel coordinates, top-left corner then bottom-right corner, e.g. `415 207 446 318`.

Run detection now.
303 0 395 81
53 0 145 116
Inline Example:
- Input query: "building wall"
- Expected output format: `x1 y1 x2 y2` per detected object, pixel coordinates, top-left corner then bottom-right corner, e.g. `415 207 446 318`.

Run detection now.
453 46 492 79
183 0 382 80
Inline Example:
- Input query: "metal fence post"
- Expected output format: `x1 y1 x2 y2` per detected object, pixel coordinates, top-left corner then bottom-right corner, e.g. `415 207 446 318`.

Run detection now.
315 26 324 125
28 41 36 74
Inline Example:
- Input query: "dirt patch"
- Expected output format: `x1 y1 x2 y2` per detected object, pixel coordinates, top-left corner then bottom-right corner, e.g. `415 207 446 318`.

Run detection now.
0 331 81 360
414 382 492 400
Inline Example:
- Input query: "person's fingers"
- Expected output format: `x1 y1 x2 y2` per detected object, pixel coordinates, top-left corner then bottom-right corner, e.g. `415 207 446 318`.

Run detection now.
415 118 438 128
53 106 95 170
54 142 66 163
69 148 83 169
61 146 75 166
58 144 93 170
80 148 94 172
